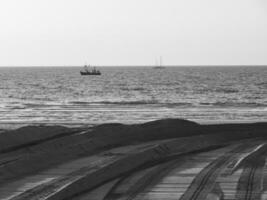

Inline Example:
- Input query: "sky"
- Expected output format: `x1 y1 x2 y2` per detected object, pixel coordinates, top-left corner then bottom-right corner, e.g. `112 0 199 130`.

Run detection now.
0 0 266 66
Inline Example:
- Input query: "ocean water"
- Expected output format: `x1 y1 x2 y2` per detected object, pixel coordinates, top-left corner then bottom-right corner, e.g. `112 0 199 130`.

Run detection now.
0 66 266 125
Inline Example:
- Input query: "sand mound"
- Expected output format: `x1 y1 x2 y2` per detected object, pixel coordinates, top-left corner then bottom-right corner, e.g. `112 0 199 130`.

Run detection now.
90 118 201 145
0 125 75 153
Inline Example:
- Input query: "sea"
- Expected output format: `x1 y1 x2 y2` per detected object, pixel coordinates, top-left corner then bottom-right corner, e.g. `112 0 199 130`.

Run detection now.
0 66 266 127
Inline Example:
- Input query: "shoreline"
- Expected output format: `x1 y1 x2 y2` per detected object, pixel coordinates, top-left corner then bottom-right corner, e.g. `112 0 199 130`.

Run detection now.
0 118 266 130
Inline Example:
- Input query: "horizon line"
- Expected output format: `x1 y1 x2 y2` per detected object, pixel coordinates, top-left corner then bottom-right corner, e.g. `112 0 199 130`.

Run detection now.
0 64 267 68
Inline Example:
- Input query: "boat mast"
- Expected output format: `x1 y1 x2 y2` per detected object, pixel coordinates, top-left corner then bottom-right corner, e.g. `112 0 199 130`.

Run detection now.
84 63 89 72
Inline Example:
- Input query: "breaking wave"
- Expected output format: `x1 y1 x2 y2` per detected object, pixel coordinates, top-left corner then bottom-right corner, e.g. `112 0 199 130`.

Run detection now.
200 102 267 108
69 100 159 105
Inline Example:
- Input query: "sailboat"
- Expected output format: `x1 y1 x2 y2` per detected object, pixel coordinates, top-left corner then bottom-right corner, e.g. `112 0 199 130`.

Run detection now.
153 56 165 69
80 65 101 75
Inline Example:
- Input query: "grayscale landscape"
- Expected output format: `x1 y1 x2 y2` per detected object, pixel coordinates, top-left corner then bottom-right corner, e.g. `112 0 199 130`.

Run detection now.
0 0 266 199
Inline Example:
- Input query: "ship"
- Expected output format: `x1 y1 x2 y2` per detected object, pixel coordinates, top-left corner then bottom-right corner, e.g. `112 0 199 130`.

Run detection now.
153 56 165 69
80 65 101 75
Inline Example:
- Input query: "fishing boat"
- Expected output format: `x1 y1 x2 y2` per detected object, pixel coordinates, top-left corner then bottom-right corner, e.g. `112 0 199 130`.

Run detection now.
154 66 165 69
80 65 101 75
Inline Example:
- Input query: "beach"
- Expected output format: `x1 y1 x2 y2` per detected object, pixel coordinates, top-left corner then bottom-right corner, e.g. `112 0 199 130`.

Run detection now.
0 118 267 199
1 0 266 198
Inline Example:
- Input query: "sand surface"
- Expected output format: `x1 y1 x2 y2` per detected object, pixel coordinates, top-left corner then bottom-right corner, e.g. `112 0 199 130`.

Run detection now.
0 118 266 199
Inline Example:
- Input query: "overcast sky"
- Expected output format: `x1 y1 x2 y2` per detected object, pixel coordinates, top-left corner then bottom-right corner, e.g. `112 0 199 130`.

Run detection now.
0 0 266 66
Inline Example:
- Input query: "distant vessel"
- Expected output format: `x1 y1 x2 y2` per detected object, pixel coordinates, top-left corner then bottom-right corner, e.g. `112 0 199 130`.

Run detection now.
80 65 101 75
154 66 165 69
153 56 165 69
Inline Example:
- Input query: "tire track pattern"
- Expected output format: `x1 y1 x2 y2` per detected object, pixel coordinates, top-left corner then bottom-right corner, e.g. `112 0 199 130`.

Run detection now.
103 144 244 200
103 159 181 200
179 144 256 200
235 144 267 200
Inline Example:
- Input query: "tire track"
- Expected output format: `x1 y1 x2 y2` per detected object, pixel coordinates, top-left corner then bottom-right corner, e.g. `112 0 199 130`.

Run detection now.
103 159 182 200
179 143 258 200
102 145 241 200
206 183 224 200
235 145 267 200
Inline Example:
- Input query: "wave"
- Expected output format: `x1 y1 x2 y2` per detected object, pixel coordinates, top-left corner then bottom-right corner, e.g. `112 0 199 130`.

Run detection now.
69 100 267 108
165 102 193 107
256 82 267 86
69 100 193 107
120 87 145 91
214 88 239 93
200 102 267 108
24 103 52 108
18 100 267 109
69 100 159 105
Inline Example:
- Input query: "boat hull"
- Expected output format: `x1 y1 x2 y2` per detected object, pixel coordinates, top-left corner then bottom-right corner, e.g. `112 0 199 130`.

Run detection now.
80 71 101 75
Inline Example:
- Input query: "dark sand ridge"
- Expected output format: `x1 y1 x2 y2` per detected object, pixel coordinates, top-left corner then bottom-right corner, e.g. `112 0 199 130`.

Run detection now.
2 119 267 152
0 120 267 176
0 126 80 153
0 119 267 188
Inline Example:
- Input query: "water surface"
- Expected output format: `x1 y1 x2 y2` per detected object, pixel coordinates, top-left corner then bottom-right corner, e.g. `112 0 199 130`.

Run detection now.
0 66 266 125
